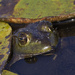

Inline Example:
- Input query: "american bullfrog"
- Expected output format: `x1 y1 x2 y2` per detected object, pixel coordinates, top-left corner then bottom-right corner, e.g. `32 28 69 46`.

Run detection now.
8 20 58 66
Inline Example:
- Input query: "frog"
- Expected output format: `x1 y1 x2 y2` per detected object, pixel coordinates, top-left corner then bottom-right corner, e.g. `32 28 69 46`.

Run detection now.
6 20 58 67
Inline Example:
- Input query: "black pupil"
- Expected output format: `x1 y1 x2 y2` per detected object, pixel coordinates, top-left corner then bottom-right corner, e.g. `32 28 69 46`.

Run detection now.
19 36 27 41
18 33 27 45
19 38 23 40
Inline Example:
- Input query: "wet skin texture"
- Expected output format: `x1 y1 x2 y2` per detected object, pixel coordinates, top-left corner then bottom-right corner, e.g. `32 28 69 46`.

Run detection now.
10 21 58 65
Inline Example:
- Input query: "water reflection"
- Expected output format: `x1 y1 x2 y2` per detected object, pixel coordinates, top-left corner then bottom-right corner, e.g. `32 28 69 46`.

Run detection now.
24 57 37 64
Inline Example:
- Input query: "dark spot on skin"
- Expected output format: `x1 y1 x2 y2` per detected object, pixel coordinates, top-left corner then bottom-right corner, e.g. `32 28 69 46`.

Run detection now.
0 42 2 44
0 55 4 60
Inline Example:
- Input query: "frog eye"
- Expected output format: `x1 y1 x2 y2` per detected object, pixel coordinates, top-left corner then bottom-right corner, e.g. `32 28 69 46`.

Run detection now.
38 21 53 32
18 32 31 46
19 35 27 45
41 25 52 32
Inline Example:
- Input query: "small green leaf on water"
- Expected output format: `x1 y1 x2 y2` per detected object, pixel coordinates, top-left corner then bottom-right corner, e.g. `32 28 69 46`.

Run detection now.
2 70 18 75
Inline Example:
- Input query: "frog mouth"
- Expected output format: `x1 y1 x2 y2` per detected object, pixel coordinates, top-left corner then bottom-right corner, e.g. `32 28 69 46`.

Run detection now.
31 46 54 56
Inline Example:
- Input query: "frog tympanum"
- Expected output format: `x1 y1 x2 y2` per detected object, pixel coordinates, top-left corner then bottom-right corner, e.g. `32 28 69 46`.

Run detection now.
8 21 58 66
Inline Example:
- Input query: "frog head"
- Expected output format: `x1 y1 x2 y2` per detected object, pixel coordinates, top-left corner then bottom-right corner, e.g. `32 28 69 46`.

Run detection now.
13 21 58 57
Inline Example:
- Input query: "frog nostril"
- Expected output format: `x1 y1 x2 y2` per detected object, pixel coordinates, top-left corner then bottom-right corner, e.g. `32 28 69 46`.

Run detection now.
35 40 41 44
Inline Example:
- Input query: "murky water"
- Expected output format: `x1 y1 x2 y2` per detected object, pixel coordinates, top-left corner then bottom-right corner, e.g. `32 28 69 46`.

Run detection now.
5 20 75 75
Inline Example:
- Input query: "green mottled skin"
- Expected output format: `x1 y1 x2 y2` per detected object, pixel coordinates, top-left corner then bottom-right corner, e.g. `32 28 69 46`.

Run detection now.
0 22 12 73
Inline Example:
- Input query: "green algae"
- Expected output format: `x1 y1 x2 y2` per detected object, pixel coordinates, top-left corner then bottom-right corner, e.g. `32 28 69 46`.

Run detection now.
13 0 75 19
